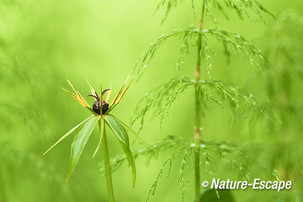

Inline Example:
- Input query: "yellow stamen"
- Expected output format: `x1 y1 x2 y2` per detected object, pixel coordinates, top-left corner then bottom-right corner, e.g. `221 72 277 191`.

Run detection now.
106 82 112 103
100 85 103 107
67 79 79 96
87 80 97 100
110 77 129 107
116 78 134 104
63 80 91 109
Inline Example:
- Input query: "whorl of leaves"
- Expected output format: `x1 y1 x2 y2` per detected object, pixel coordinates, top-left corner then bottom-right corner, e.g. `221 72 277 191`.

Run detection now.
132 77 263 130
153 0 192 24
100 136 249 201
201 141 251 180
153 0 274 24
99 136 189 175
197 79 261 110
209 0 274 21
146 146 192 202
132 28 199 78
131 77 192 131
133 27 265 78
99 136 251 201
203 29 265 69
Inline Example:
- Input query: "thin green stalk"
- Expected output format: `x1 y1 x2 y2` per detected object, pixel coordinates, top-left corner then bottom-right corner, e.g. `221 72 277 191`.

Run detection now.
194 0 206 201
101 118 115 202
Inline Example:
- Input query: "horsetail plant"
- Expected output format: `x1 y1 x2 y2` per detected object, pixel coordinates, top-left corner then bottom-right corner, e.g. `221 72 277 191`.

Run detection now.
43 77 136 202
128 0 274 201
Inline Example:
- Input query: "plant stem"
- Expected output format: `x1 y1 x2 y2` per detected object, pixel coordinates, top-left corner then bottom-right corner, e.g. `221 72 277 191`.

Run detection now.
194 0 206 201
101 120 115 202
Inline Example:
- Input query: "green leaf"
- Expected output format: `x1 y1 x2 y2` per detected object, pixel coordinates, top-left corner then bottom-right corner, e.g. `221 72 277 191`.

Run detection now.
104 115 130 146
92 118 104 158
119 141 136 188
104 115 136 187
43 115 94 155
65 115 100 183
111 114 147 145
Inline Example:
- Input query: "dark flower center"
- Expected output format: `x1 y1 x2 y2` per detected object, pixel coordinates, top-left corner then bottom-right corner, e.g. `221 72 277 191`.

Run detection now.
88 89 110 115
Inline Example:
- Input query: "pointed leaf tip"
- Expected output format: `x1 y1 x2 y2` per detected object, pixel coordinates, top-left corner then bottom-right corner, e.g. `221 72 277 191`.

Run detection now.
43 116 93 156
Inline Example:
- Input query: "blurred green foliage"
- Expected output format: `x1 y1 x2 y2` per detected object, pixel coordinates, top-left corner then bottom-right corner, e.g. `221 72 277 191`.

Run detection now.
0 0 302 201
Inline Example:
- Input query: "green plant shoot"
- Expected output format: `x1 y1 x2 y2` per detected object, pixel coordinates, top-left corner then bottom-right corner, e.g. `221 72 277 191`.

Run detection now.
43 77 137 202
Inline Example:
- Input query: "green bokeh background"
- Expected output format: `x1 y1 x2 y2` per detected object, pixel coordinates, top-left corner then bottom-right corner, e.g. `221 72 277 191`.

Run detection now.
0 0 302 201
